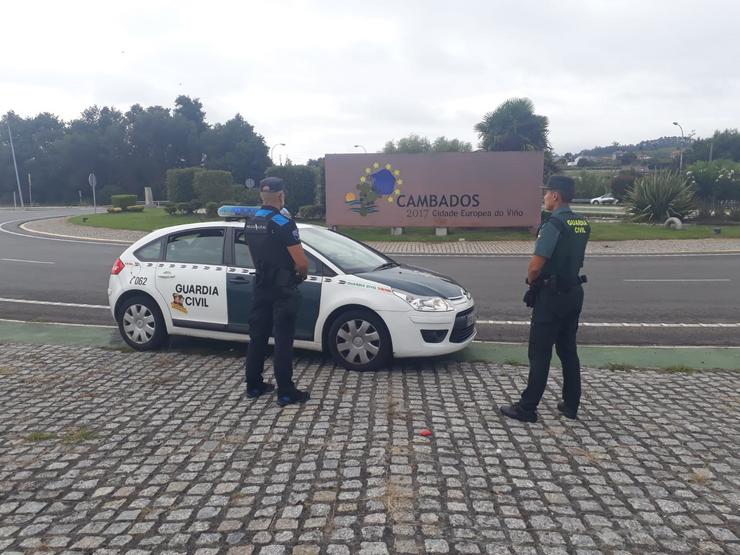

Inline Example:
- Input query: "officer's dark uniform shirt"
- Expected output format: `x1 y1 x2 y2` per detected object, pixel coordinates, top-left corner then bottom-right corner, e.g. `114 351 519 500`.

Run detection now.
534 206 591 279
244 206 301 286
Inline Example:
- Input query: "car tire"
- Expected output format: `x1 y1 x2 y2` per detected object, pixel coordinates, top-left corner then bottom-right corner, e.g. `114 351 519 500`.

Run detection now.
328 309 392 372
117 295 167 351
593 200 600 205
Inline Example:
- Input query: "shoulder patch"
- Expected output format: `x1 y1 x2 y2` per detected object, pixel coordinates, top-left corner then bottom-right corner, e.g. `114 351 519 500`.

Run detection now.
272 214 290 226
292 229 300 242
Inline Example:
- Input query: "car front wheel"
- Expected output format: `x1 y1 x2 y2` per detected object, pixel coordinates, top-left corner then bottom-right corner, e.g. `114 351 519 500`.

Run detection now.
117 295 167 350
328 309 392 371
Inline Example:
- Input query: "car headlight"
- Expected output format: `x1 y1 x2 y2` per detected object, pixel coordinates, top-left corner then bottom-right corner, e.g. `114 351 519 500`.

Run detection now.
393 290 453 312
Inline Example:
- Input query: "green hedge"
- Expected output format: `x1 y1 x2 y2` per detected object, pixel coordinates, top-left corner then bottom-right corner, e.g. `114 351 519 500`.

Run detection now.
111 194 137 209
193 170 234 204
265 165 318 215
166 167 202 203
297 204 325 220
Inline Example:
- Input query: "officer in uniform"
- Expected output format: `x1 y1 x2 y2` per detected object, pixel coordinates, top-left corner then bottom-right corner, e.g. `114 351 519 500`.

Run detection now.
243 176 310 406
501 175 591 422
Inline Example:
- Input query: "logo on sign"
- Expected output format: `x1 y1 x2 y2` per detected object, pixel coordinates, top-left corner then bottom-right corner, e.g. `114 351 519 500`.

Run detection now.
345 162 404 217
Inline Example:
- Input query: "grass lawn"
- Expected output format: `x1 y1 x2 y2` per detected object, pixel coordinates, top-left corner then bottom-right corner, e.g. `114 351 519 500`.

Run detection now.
69 208 740 241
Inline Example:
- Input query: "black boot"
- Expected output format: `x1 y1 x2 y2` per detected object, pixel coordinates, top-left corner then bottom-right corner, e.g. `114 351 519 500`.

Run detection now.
277 389 310 407
557 401 578 420
246 382 275 399
500 403 538 423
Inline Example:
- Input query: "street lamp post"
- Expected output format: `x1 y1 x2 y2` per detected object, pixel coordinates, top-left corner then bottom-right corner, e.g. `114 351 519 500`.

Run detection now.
270 143 286 165
673 121 685 171
353 144 367 153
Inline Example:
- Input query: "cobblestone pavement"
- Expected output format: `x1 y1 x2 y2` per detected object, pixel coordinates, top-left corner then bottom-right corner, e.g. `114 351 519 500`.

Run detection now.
1 343 739 555
20 217 740 255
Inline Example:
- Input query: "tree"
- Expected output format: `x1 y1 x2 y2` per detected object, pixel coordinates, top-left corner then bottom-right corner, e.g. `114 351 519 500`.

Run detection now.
174 95 207 134
685 129 740 164
475 97 556 180
383 134 472 154
201 114 271 185
620 152 638 165
383 134 432 153
475 98 550 152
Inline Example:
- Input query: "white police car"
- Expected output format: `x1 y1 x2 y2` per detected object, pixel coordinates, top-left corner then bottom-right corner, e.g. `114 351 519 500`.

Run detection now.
108 212 476 371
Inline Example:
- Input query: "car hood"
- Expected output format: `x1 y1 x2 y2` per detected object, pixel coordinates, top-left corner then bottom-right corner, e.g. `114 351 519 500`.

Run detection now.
355 265 467 299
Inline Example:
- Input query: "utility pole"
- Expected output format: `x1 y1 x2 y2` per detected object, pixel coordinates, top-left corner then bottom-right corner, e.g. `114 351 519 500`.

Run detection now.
28 173 33 207
6 121 25 208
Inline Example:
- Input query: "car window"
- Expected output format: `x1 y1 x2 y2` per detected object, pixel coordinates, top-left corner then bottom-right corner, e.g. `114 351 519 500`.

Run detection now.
165 228 225 265
300 227 389 274
134 238 162 261
233 230 254 268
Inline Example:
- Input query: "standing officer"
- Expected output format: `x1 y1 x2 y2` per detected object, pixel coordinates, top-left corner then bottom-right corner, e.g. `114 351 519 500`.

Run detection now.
500 175 590 422
244 176 310 406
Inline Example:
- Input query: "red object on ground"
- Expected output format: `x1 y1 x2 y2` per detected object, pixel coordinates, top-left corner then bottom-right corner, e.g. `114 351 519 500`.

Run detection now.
420 428 433 437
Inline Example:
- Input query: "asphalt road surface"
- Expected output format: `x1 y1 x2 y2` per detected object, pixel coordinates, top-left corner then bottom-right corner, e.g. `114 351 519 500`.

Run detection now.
2 207 739 345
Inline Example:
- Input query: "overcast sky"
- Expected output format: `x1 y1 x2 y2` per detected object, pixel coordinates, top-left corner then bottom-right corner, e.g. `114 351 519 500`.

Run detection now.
2 0 738 162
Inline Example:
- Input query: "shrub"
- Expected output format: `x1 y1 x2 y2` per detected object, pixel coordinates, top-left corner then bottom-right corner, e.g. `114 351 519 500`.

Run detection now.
193 170 234 205
166 167 202 203
97 185 125 205
176 202 192 215
233 187 261 206
164 204 178 215
206 202 219 217
574 171 609 199
264 165 318 215
627 171 696 223
610 169 639 201
106 207 123 213
297 204 325 220
189 199 202 214
111 194 137 209
126 205 145 212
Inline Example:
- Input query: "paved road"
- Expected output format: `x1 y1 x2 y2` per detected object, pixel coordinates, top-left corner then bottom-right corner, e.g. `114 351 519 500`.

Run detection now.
1 343 738 554
1 208 739 345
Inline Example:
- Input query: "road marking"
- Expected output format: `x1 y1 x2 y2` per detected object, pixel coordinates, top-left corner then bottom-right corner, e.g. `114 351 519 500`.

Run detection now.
624 279 731 282
0 297 109 309
0 317 115 328
478 320 740 328
0 218 128 246
1 258 55 264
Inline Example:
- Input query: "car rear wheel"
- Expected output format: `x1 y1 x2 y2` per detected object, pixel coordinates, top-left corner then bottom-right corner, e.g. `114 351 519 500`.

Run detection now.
592 200 600 205
328 309 392 371
118 295 167 350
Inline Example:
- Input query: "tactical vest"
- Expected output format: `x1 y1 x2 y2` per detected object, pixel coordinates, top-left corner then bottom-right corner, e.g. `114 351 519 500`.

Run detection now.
244 208 295 284
542 210 591 279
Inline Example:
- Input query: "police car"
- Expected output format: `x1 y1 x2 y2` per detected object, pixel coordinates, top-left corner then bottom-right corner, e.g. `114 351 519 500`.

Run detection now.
108 211 476 371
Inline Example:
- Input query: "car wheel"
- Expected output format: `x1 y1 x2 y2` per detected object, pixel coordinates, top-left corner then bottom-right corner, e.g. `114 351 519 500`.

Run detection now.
328 309 392 371
117 295 167 351
593 200 600 205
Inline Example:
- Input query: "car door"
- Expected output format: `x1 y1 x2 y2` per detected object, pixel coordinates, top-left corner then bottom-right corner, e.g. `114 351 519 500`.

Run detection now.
226 228 323 341
155 227 228 330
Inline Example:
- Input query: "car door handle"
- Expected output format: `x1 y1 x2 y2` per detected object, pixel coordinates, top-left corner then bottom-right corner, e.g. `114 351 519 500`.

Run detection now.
158 271 176 279
230 276 250 283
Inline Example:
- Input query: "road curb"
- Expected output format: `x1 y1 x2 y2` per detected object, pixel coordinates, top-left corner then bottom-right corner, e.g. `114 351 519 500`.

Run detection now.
18 221 134 244
2 320 738 371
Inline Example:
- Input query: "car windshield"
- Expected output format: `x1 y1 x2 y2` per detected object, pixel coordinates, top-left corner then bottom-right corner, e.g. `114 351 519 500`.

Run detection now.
299 227 392 274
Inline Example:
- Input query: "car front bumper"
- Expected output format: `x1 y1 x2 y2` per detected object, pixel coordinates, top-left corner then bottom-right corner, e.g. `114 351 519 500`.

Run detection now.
379 300 477 358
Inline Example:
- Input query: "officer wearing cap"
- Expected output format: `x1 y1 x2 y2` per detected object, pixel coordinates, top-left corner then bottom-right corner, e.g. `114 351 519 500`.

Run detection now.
243 176 310 406
500 175 591 423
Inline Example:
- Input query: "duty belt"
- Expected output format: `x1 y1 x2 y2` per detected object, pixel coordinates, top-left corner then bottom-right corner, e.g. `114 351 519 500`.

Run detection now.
542 275 587 291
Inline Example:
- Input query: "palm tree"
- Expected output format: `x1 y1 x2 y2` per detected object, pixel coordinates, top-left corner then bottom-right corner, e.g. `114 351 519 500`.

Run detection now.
475 98 550 151
475 98 556 179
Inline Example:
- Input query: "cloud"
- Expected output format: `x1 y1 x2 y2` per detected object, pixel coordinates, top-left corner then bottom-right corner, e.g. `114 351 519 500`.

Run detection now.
1 0 739 161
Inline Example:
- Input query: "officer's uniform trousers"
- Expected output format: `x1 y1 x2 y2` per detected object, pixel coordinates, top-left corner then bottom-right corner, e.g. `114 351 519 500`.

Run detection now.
520 283 584 412
245 276 301 393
